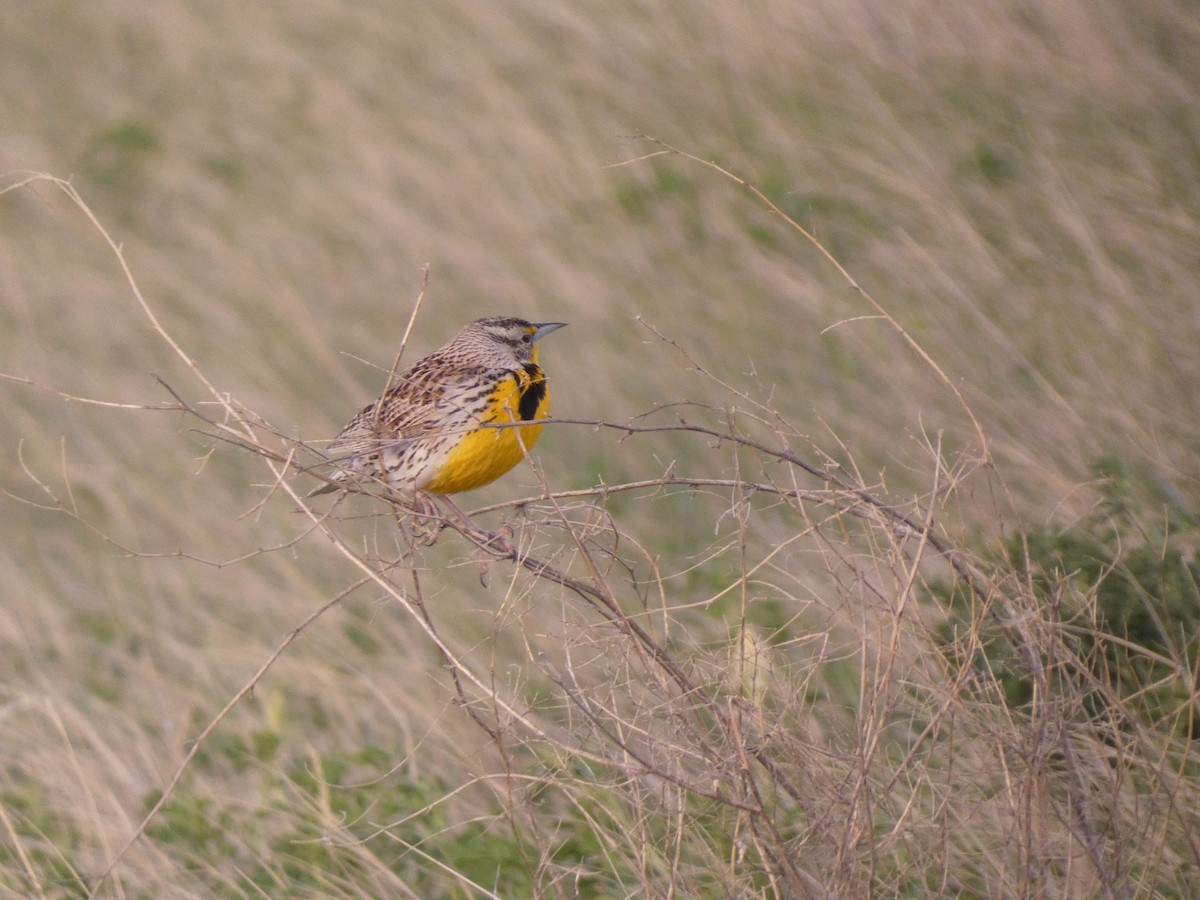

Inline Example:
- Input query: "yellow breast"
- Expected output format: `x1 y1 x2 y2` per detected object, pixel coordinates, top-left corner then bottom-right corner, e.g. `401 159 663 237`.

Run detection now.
419 367 550 495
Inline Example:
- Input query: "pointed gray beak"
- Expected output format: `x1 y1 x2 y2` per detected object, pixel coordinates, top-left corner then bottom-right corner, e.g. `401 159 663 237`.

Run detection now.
532 322 568 342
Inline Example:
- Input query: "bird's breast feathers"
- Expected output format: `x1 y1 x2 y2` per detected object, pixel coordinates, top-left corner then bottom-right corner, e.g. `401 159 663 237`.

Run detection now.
415 364 550 493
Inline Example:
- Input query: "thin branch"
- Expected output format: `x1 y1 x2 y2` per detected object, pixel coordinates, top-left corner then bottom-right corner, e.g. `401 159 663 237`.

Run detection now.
88 578 372 897
626 134 991 463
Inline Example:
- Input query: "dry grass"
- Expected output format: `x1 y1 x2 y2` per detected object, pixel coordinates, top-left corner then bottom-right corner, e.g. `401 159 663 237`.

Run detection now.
2 1 1199 897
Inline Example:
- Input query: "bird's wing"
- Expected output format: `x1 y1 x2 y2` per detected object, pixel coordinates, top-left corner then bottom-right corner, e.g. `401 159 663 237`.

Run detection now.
325 364 494 459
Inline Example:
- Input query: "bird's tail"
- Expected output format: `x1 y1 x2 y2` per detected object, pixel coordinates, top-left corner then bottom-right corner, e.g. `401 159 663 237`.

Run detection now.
307 479 342 498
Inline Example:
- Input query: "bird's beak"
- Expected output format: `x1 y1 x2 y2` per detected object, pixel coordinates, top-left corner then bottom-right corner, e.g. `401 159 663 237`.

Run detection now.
532 322 568 342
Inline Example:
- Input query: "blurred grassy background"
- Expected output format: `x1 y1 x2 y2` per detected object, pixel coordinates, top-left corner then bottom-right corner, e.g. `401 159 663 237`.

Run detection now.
3 0 1199 895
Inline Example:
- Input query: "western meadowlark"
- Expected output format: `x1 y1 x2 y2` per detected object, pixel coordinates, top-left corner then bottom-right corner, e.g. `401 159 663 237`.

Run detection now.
310 316 566 498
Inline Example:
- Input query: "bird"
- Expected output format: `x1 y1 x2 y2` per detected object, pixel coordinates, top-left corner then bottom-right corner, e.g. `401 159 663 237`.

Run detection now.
310 316 566 499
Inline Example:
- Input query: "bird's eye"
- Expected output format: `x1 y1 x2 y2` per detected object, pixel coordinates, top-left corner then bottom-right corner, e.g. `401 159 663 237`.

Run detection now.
520 332 534 344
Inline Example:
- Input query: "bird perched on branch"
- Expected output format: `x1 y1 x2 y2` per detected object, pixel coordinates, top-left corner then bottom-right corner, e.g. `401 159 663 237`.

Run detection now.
310 316 566 498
